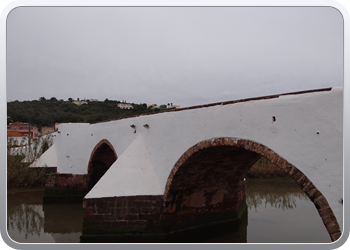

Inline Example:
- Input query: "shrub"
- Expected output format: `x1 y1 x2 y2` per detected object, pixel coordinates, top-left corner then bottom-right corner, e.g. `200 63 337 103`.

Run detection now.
7 135 55 187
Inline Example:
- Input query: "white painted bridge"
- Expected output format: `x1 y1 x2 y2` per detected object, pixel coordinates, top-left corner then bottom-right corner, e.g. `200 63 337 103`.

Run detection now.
31 87 343 241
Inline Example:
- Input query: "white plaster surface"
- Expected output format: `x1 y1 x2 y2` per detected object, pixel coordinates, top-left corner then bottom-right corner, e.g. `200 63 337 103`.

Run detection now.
32 87 344 231
85 133 162 198
29 143 57 168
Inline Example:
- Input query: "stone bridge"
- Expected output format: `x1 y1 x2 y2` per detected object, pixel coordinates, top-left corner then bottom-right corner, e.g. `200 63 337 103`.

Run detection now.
31 87 343 242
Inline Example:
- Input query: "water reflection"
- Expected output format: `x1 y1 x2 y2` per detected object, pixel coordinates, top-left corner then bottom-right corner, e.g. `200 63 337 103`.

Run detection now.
7 204 44 240
7 190 45 241
7 178 330 243
246 178 330 243
246 178 308 211
44 203 83 234
7 189 83 243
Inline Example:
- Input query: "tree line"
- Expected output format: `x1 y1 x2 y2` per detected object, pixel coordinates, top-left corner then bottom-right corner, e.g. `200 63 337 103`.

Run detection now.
7 97 165 130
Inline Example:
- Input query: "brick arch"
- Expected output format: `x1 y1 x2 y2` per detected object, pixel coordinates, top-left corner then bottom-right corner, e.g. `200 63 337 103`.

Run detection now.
163 137 341 242
87 139 117 189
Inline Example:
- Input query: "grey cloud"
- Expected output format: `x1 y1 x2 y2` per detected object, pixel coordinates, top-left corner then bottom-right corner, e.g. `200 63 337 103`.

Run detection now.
7 7 343 106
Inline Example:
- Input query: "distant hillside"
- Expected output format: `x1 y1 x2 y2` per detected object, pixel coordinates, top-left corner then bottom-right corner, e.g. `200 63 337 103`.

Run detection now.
7 97 162 130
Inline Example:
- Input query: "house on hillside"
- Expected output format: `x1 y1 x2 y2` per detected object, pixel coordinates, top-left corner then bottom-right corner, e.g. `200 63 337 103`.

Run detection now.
147 104 159 109
117 103 133 109
73 100 88 106
7 131 28 146
41 126 55 135
7 121 39 138
168 104 181 109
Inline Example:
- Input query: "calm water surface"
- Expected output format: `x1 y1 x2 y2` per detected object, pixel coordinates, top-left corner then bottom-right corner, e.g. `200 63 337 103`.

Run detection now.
7 178 330 243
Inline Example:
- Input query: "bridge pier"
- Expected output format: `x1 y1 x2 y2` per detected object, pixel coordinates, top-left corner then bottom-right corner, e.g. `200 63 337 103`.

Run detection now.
43 173 90 203
43 139 118 203
81 195 164 243
80 194 248 243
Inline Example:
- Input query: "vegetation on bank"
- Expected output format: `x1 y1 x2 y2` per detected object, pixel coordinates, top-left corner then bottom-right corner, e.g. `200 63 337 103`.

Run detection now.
7 155 50 188
7 97 169 130
7 135 55 188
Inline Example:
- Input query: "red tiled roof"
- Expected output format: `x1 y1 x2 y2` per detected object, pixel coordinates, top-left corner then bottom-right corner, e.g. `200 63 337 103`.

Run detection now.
8 121 26 126
7 131 25 137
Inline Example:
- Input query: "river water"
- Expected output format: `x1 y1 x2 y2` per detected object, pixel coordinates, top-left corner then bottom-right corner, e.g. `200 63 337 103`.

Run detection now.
6 178 330 244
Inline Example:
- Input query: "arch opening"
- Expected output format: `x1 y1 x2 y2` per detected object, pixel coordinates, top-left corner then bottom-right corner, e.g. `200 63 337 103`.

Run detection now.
163 138 341 242
87 140 117 189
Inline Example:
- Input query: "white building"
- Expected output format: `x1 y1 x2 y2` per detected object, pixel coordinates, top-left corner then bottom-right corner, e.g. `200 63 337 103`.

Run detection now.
7 131 28 147
117 103 133 109
147 104 159 109
168 104 181 109
72 101 88 106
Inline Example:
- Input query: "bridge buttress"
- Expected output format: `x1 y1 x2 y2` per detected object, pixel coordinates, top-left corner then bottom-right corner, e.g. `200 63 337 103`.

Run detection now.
43 139 118 203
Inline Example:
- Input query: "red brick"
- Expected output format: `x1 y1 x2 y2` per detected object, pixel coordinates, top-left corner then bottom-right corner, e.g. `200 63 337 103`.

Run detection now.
314 196 329 209
331 232 342 241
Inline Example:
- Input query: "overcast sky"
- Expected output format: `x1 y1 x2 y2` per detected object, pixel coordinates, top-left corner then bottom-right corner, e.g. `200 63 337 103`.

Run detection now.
6 7 343 107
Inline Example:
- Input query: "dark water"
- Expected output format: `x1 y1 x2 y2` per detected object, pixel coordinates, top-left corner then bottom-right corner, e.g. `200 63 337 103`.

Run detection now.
6 179 330 243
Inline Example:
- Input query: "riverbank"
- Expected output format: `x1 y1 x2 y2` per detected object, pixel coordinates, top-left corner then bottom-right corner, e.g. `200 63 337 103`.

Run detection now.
7 154 54 188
